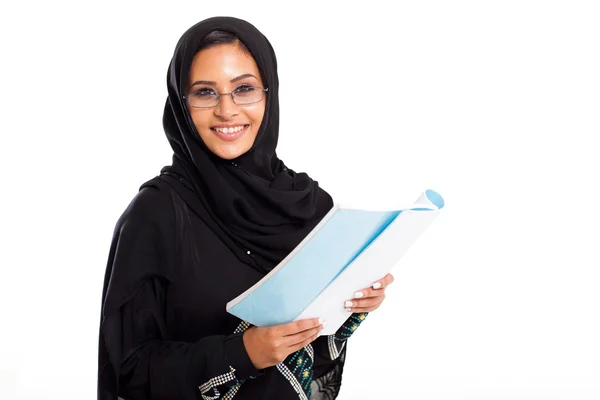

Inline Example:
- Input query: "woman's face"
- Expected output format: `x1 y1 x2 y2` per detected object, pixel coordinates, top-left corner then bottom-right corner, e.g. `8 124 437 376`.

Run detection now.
186 43 266 160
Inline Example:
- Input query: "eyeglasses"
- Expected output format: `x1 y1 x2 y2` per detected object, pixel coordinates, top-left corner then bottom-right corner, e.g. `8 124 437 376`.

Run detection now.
184 85 268 108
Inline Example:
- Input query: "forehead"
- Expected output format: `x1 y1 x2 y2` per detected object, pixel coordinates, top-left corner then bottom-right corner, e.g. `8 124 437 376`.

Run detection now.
188 43 261 81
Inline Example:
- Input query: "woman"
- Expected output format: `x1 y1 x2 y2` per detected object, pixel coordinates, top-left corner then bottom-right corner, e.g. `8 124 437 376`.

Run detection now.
97 16 394 400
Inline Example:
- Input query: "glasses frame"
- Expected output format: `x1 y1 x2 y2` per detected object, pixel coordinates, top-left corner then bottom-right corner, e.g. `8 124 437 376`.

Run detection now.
183 86 269 109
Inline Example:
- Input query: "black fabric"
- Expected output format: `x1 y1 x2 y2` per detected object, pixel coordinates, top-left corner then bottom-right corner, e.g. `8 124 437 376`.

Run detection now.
97 180 352 399
161 16 333 273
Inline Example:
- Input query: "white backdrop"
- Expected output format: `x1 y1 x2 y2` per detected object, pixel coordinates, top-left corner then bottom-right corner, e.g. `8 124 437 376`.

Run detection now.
1 1 599 399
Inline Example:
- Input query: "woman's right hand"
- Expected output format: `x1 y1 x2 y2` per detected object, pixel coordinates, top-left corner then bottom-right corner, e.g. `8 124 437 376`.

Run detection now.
242 318 326 369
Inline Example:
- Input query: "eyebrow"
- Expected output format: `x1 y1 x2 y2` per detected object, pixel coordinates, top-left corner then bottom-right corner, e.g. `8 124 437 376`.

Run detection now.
189 73 258 88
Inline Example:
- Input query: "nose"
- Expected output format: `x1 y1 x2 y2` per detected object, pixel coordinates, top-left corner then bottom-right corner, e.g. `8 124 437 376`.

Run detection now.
214 93 239 120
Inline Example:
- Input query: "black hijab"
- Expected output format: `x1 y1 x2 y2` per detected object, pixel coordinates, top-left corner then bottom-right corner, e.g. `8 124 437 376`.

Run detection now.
159 16 333 273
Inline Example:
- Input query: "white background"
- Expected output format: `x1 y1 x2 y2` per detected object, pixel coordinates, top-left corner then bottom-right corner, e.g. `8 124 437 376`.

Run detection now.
1 1 599 399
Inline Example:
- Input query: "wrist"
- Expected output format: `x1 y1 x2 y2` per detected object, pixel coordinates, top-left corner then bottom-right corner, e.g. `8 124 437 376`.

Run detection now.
225 331 265 380
242 328 267 370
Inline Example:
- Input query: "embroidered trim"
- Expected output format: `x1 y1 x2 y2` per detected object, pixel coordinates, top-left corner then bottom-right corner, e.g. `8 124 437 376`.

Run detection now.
305 343 314 362
222 383 242 400
233 321 251 334
276 363 309 400
328 334 341 360
200 388 220 400
199 366 236 397
328 312 367 360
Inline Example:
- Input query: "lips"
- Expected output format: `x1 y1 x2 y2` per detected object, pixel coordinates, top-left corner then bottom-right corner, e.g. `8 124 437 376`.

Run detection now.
210 124 249 141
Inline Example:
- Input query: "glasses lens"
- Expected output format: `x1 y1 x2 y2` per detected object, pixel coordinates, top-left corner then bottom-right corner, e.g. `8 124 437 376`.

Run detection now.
188 90 219 108
233 86 263 105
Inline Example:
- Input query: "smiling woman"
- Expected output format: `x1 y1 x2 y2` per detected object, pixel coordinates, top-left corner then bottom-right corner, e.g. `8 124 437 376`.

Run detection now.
97 16 392 400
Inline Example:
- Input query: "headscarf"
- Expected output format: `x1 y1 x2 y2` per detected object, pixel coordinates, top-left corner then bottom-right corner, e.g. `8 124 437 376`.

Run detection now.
159 16 334 272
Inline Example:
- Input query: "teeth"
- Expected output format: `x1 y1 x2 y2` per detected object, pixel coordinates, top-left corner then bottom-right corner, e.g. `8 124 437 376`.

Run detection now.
214 125 245 134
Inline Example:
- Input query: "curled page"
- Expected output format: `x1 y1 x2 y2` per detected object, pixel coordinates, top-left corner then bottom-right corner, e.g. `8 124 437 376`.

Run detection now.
226 189 445 335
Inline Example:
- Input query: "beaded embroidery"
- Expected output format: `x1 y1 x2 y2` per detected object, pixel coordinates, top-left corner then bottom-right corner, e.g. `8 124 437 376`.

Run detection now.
199 366 236 399
327 313 368 360
276 363 310 400
204 314 368 399
279 343 314 398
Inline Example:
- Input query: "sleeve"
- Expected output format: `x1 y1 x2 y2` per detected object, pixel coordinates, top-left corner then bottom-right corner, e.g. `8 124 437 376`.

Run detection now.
116 278 263 400
98 185 263 400
311 312 369 378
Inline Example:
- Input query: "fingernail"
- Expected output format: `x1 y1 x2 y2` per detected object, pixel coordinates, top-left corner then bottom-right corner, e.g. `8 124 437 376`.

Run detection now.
354 291 364 298
345 307 352 312
373 282 382 289
318 318 324 325
321 320 327 328
345 301 353 307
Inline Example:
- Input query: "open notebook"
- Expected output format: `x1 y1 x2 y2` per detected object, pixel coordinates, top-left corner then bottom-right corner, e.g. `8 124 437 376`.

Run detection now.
226 189 445 335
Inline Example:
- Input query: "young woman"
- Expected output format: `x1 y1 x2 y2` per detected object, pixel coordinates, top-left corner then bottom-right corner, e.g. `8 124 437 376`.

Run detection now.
97 16 394 400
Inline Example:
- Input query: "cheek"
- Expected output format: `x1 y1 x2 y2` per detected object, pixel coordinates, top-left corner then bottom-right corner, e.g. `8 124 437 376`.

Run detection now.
189 110 209 128
189 111 213 140
248 106 266 131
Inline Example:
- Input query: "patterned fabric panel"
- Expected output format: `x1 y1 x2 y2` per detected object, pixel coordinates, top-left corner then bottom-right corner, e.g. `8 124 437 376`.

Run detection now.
328 313 368 360
279 343 315 399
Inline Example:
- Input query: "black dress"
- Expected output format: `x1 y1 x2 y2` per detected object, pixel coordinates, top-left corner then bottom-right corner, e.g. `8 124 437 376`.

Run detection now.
97 176 368 400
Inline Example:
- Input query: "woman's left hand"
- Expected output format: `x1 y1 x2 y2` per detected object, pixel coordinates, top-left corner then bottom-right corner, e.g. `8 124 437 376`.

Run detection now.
344 273 395 313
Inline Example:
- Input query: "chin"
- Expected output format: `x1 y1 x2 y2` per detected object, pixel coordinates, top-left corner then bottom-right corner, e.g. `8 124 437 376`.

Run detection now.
211 144 252 160
199 129 256 160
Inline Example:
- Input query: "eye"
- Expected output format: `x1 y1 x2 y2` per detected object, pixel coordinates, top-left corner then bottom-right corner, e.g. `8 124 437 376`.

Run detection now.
190 87 217 97
233 84 256 94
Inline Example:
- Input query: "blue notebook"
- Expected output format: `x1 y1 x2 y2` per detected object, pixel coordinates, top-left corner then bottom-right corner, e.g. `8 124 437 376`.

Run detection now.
226 189 445 334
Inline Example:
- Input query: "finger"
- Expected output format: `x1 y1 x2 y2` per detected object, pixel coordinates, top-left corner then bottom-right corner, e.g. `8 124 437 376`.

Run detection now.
372 273 395 290
353 286 386 300
285 323 324 347
349 305 380 313
279 318 323 336
384 273 395 286
344 296 382 310
287 328 321 353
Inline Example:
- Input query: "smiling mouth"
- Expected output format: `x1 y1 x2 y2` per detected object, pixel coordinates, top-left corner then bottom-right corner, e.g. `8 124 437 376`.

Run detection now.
211 124 249 134
210 124 249 141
